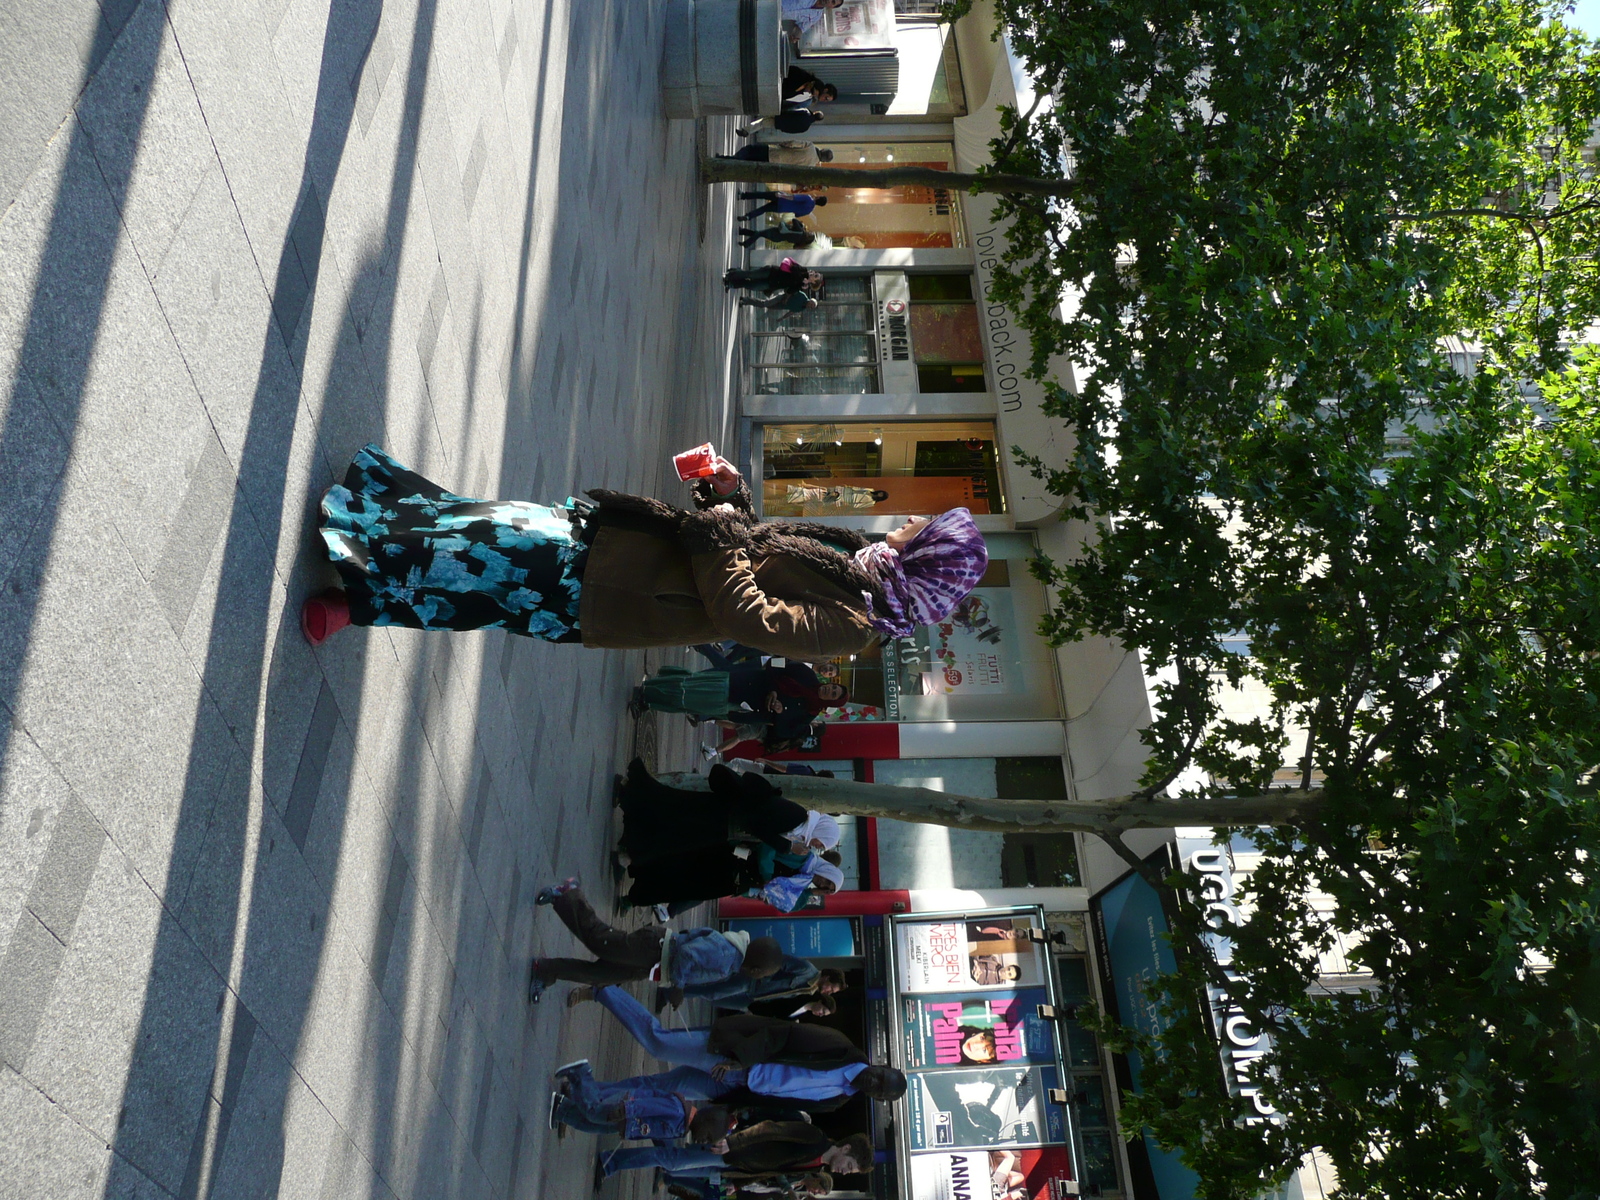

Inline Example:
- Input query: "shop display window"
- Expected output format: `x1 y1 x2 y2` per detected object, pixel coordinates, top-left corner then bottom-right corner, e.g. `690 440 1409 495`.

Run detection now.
807 143 967 249
747 275 880 395
760 418 1004 516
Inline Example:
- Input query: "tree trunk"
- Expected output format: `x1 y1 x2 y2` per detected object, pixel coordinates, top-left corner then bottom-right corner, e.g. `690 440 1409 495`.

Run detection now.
656 773 1322 833
700 157 1078 198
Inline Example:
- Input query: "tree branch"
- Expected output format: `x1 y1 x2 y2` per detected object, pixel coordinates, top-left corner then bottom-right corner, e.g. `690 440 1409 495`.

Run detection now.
656 773 1324 831
699 157 1080 197
991 90 1048 169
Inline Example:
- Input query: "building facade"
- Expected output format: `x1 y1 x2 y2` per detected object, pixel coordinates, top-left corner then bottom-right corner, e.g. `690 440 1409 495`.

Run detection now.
717 4 1157 1197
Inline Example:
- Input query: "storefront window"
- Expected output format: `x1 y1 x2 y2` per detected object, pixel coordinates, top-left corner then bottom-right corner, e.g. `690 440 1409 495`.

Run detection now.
760 418 1005 516
808 143 967 249
885 21 967 116
746 275 880 395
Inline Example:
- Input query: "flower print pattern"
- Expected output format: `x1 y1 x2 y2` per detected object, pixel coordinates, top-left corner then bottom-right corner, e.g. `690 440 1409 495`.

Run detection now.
319 444 586 640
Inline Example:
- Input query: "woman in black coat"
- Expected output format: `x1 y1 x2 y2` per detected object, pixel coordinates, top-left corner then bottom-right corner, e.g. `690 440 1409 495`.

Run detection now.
617 763 807 869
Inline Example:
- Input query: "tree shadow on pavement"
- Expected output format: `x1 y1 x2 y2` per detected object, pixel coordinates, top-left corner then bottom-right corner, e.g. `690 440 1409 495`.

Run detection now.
100 2 441 1197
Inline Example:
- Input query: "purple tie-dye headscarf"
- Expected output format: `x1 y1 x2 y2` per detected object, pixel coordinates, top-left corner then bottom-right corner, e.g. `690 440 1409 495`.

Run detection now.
854 508 988 638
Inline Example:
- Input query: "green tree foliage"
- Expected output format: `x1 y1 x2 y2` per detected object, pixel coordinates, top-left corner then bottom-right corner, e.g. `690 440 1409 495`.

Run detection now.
958 0 1600 1194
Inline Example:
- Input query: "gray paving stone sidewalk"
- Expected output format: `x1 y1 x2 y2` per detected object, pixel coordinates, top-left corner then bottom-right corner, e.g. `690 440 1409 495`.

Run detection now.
0 1 740 1197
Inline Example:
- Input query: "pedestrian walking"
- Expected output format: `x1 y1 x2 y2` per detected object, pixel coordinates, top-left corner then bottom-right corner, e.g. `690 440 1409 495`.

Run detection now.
783 67 838 105
739 108 828 136
715 143 836 169
722 259 820 295
739 191 828 219
739 222 816 250
603 1121 869 1183
302 447 990 664
525 880 784 1001
659 951 822 1012
602 1123 871 1182
547 1065 732 1146
567 989 906 1107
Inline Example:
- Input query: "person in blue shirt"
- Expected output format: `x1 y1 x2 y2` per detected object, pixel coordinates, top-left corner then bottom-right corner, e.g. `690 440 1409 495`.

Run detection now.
567 990 907 1109
739 191 828 220
527 881 783 1002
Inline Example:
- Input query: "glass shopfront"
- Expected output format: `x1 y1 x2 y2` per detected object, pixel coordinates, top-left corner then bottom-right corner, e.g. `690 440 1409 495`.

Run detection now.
808 144 968 249
747 274 880 396
742 271 987 395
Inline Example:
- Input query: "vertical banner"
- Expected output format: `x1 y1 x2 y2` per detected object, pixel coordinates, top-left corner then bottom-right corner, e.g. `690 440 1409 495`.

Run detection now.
907 1065 1066 1150
909 1149 1078 1200
898 917 1046 993
724 917 857 958
903 990 1056 1068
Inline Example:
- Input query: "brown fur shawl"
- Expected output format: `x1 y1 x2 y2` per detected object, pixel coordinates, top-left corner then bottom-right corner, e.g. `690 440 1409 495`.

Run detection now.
584 483 888 614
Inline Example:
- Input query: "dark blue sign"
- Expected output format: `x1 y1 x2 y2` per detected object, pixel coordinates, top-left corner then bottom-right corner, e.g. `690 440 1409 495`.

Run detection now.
1094 870 1201 1200
726 916 857 958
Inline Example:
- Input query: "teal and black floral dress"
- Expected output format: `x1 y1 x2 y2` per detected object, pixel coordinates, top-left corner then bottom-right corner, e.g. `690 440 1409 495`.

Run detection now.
319 444 586 639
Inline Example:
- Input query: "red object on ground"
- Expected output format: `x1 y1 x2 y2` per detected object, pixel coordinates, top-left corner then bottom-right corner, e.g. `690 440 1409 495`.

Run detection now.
300 589 351 645
719 889 911 918
673 442 717 480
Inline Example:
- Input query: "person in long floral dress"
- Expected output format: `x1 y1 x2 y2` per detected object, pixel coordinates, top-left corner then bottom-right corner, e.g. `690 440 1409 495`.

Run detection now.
302 444 587 642
301 443 990 661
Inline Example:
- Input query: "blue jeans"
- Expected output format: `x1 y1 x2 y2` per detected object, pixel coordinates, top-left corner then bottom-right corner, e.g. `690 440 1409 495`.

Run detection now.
552 1092 617 1136
596 987 723 1071
603 1145 727 1178
583 1065 732 1104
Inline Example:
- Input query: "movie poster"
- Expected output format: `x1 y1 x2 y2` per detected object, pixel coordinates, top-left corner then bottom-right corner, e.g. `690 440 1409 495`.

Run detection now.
903 990 1057 1068
898 918 1046 993
906 1066 1067 1151
909 1149 1078 1200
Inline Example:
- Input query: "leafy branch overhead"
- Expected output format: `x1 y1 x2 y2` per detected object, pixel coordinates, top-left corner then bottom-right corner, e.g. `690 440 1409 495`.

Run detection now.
965 0 1600 1195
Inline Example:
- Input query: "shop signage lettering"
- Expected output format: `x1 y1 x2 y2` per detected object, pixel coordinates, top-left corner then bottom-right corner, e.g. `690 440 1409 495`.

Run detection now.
973 227 1025 414
1186 847 1282 1125
949 1156 974 1200
880 299 911 362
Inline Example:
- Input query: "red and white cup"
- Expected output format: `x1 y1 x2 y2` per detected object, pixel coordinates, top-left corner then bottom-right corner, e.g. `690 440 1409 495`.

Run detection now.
673 442 717 481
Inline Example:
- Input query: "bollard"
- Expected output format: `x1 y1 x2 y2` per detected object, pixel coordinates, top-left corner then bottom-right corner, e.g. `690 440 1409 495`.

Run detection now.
662 0 784 118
